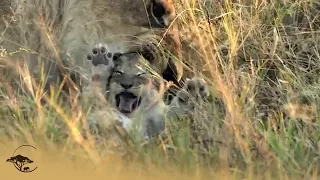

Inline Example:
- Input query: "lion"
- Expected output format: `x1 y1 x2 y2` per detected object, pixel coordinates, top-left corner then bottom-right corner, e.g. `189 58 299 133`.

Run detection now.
83 43 166 140
0 0 183 102
1 0 217 155
82 43 212 151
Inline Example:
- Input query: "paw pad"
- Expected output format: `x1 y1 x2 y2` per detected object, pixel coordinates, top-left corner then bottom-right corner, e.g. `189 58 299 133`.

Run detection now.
87 43 113 67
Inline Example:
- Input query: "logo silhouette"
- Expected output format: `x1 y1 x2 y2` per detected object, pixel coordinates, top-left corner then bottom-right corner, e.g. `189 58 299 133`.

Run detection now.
6 145 38 173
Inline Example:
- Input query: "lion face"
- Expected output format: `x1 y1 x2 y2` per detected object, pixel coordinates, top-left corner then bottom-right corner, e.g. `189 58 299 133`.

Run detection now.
146 0 176 28
170 77 210 115
108 53 156 116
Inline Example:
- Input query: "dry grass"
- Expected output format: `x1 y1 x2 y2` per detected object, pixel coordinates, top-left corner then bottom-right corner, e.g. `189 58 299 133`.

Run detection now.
1 0 320 179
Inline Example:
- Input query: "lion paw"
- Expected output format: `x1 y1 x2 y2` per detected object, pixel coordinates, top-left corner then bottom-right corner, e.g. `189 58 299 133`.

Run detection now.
170 77 210 113
87 43 115 83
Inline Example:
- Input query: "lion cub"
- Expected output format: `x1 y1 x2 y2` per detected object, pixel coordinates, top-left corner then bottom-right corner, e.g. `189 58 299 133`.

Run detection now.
83 43 212 145
84 43 166 141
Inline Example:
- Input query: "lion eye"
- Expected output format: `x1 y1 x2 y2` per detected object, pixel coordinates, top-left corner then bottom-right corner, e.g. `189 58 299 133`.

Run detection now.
178 97 186 103
137 72 146 77
199 86 205 92
114 70 123 75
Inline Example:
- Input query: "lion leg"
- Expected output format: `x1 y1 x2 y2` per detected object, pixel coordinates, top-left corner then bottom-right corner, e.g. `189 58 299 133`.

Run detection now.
143 114 165 141
81 43 116 105
86 43 115 89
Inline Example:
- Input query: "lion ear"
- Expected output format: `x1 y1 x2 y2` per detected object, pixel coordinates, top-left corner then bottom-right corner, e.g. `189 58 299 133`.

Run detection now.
140 47 155 63
147 0 176 28
113 52 122 61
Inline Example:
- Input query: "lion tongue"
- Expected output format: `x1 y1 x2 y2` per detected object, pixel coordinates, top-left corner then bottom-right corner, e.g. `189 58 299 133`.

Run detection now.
119 96 137 113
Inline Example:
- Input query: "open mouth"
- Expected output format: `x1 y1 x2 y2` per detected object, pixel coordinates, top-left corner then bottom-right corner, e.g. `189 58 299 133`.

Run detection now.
115 92 142 114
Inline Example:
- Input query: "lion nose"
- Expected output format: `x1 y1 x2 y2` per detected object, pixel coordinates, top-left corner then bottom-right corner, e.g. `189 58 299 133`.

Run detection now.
120 83 133 89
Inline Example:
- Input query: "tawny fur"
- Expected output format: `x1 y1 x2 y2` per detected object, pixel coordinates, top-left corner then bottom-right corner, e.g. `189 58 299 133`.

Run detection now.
1 0 214 155
82 43 212 153
0 0 183 90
